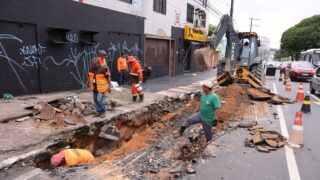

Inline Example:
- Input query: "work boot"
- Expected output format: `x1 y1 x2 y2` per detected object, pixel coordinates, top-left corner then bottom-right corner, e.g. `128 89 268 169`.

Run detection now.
132 96 137 102
100 112 106 118
179 126 187 136
93 112 101 117
139 94 144 102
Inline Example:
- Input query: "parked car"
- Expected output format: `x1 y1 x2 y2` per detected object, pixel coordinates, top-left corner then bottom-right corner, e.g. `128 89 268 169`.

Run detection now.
310 66 320 94
288 61 315 81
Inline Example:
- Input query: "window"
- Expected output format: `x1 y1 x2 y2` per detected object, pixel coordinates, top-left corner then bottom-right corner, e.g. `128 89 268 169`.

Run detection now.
119 0 132 4
186 4 194 23
153 0 166 15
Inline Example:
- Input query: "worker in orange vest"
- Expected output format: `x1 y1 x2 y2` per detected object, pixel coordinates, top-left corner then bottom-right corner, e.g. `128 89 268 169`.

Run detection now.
88 58 111 118
117 53 128 86
51 149 95 167
98 50 107 66
127 56 144 102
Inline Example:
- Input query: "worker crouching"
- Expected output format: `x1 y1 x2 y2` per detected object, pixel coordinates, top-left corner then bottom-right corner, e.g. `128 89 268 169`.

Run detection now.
88 58 111 118
51 149 95 167
179 81 221 142
128 56 144 102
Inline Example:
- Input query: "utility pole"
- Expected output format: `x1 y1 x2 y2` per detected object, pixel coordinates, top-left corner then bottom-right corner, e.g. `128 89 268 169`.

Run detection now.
230 0 234 18
249 17 260 32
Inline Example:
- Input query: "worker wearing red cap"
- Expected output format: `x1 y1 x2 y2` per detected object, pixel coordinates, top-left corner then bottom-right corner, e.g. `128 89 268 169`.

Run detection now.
51 149 95 167
127 56 144 102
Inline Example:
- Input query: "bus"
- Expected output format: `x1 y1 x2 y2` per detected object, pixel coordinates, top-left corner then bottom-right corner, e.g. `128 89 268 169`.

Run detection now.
300 48 320 67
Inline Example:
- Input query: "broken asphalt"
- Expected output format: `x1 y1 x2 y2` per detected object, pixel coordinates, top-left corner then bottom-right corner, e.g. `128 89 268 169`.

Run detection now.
0 70 216 170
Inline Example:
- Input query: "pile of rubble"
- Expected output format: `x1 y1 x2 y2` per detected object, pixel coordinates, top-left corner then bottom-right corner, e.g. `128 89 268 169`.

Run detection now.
31 96 120 128
246 87 295 105
239 121 287 153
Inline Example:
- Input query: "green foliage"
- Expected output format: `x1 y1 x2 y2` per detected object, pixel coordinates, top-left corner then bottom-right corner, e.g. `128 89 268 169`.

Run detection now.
208 24 216 37
280 15 320 59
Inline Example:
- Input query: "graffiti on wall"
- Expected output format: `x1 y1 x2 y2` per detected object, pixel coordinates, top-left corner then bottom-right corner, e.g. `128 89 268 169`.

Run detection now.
43 44 99 87
0 33 143 93
106 41 143 70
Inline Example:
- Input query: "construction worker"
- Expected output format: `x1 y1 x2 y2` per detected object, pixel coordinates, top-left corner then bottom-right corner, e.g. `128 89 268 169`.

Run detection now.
88 58 111 118
179 81 221 142
51 149 95 167
98 50 107 66
127 56 144 102
117 53 128 86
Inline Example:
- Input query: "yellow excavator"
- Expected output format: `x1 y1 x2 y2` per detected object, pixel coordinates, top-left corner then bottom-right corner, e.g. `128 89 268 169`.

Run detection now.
208 15 265 88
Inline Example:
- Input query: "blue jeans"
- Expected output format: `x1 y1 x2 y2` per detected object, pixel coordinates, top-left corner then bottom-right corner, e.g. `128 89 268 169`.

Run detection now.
118 70 127 86
93 92 106 114
182 112 214 141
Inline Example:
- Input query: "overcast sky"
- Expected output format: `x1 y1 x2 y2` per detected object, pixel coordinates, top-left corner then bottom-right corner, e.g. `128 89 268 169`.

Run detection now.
208 0 320 49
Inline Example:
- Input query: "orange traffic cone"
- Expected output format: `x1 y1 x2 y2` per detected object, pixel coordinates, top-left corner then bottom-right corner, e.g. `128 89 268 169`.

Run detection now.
295 83 304 102
285 78 292 91
289 112 304 148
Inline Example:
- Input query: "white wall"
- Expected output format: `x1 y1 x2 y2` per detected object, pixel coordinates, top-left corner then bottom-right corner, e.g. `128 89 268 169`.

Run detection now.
144 0 209 37
82 0 144 17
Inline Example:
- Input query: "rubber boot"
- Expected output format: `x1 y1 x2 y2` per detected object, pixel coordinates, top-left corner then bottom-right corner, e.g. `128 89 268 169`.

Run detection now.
179 126 186 136
132 96 137 102
139 94 144 102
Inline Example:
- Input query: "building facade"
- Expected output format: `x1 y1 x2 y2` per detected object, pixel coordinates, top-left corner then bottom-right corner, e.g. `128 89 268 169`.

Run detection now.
143 0 210 78
0 0 209 96
0 0 144 95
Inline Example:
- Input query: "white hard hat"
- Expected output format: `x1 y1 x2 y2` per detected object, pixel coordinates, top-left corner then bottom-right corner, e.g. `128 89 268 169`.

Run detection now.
202 81 213 89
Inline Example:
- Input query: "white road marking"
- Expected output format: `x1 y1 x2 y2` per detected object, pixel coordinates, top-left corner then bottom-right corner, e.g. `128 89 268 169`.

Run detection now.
273 83 301 180
156 91 177 97
167 88 187 92
306 91 320 102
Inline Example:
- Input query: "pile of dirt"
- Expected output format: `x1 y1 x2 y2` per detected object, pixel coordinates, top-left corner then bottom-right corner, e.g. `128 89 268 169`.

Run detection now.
215 84 251 131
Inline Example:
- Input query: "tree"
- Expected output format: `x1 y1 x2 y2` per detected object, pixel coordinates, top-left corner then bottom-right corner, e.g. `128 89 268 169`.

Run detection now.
208 24 216 37
280 15 320 59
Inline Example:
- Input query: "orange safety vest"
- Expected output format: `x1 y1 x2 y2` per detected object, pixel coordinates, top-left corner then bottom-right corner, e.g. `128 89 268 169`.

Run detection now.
63 149 95 166
117 57 128 71
89 66 109 93
129 61 143 83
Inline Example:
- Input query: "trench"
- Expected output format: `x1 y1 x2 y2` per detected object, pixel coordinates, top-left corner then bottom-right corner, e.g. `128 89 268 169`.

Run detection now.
33 94 203 171
5 84 256 179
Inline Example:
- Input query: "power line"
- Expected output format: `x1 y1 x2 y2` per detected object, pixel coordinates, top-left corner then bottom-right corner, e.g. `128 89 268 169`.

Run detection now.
249 17 260 32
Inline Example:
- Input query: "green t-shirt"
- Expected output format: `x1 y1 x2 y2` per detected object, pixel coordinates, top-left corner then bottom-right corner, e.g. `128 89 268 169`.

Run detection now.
199 92 221 122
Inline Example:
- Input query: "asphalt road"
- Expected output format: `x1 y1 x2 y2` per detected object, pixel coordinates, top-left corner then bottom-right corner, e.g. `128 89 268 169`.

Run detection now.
3 70 320 180
189 71 320 180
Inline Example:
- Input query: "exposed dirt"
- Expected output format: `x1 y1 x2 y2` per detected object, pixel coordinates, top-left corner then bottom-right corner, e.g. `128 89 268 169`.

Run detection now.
215 84 251 132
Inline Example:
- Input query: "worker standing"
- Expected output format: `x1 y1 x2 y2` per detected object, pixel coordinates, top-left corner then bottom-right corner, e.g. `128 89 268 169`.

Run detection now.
179 81 221 142
127 56 144 102
88 58 111 118
51 149 95 167
117 53 128 86
98 50 107 66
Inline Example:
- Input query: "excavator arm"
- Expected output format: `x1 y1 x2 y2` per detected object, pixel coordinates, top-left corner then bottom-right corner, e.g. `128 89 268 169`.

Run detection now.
210 15 263 88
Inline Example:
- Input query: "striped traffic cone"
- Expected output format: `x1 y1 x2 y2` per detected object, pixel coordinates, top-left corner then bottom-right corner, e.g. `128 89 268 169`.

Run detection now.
289 112 304 148
295 83 304 102
285 78 292 91
301 95 311 113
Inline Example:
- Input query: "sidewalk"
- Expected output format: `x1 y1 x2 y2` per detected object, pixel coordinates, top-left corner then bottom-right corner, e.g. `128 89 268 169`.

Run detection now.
0 69 217 169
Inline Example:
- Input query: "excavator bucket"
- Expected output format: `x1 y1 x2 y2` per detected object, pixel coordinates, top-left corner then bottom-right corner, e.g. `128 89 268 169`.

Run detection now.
217 72 233 86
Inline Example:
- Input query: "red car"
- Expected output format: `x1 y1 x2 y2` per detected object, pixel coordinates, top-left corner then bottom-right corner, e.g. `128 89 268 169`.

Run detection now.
288 61 315 81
